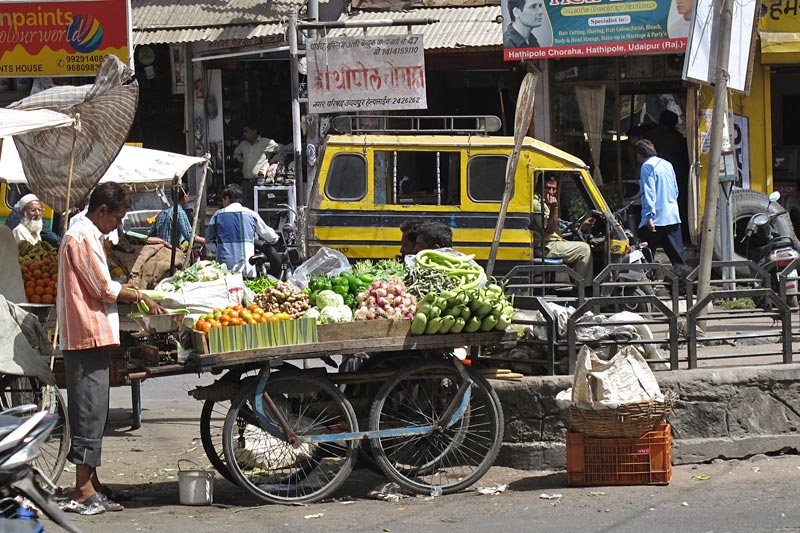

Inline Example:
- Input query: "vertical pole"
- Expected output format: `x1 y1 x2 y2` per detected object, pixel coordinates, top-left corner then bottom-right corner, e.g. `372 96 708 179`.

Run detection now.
169 182 180 275
696 0 734 312
289 11 304 217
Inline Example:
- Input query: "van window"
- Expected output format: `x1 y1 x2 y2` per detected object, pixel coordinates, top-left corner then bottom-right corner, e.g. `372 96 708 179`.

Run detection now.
467 155 509 202
534 171 592 222
374 150 460 205
326 153 367 201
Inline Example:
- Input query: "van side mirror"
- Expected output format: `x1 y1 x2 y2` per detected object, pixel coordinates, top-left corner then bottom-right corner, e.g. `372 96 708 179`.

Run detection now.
769 191 781 203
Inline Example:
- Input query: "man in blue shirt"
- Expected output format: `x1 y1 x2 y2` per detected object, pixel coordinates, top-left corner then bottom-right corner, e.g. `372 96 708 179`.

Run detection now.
205 184 279 277
635 139 685 266
148 185 205 247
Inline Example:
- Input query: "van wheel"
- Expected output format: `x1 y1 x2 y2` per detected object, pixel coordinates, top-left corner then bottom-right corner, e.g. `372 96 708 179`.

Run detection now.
713 189 800 275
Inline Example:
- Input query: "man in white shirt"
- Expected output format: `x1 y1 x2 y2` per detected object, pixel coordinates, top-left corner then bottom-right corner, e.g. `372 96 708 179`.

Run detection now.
11 194 44 245
205 184 279 277
233 124 280 209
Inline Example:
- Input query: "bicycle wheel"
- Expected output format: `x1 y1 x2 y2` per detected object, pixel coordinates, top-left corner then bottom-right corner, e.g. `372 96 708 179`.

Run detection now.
368 361 503 495
0 376 69 483
222 372 359 504
200 399 236 483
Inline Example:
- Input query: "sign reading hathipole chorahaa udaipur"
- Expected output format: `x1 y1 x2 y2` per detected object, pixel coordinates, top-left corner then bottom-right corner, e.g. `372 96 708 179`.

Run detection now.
501 0 690 61
0 0 130 77
307 35 427 114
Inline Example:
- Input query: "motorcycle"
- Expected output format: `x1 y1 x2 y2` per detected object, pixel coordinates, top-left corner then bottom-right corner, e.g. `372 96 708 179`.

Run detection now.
0 405 79 533
248 205 304 281
742 191 800 308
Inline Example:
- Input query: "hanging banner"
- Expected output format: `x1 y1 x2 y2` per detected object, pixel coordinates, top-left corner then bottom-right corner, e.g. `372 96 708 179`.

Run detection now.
0 0 130 77
501 0 690 61
306 35 427 113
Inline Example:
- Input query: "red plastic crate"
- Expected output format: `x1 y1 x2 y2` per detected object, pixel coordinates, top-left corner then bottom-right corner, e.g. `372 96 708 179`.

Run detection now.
566 424 672 486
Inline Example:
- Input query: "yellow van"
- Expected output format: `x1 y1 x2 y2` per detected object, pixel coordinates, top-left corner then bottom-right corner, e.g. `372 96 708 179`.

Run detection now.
306 116 629 275
0 181 55 229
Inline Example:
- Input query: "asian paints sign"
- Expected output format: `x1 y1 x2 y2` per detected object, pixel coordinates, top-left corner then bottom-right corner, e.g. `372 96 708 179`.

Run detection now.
0 0 130 77
502 0 690 61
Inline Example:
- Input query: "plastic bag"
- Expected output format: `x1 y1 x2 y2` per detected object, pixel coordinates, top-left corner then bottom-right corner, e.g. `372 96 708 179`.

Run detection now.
288 247 351 289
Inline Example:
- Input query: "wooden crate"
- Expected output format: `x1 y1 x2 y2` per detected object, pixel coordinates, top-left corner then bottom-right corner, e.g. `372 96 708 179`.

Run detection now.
317 319 411 342
52 346 127 388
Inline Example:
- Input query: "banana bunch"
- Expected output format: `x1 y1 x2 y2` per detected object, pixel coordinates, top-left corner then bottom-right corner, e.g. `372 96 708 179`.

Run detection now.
136 299 151 314
18 241 58 263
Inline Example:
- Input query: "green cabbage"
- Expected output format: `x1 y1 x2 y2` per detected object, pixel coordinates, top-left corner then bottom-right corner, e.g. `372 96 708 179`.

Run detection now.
319 305 353 324
316 290 344 309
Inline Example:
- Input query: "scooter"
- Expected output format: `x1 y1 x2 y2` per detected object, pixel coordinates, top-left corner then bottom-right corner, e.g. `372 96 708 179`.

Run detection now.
0 405 79 533
742 191 800 308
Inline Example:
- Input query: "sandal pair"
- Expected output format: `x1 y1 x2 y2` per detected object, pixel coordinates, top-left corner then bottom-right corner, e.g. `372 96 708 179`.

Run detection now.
59 493 124 515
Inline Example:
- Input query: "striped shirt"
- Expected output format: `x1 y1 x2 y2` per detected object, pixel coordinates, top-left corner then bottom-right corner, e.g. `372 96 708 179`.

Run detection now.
57 216 122 351
148 205 193 244
205 202 278 277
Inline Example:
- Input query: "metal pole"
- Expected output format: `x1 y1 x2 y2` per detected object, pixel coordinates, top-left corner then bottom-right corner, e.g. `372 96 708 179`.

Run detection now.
696 0 734 311
169 181 180 275
289 10 304 217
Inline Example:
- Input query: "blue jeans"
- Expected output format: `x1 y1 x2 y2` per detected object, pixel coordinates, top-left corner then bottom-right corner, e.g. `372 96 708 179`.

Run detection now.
638 223 685 266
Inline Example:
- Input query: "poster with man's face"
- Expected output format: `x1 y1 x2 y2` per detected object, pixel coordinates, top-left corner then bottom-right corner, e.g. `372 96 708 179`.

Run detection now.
502 0 692 61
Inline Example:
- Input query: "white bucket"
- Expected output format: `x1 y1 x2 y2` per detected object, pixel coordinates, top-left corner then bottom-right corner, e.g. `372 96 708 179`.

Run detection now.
177 459 214 505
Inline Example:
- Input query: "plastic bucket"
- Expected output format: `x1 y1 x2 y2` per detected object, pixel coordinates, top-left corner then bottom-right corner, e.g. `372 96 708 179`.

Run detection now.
177 459 214 505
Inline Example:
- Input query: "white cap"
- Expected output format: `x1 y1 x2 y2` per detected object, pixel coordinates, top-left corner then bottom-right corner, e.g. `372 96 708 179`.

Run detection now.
15 193 39 211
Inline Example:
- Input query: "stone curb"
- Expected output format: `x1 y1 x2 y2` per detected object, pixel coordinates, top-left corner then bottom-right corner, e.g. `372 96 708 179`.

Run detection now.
491 364 800 470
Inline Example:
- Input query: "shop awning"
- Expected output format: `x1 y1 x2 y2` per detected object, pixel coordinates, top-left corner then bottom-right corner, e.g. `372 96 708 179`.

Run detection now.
131 0 313 46
760 31 800 64
328 6 503 51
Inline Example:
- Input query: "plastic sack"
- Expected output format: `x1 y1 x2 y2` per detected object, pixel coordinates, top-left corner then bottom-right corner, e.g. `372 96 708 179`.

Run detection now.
571 345 662 406
160 273 245 319
288 247 351 289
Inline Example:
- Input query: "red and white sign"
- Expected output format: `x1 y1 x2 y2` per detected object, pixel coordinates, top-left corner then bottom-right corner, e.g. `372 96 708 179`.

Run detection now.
0 0 130 77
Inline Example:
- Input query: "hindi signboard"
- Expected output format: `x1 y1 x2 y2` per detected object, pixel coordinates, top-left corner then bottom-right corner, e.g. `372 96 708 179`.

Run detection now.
501 0 690 61
306 34 427 114
0 0 130 78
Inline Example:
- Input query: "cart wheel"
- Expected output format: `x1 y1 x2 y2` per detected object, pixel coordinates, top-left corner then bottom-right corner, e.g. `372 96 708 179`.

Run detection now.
222 371 359 504
131 379 142 430
368 361 504 495
0 376 70 484
200 399 237 483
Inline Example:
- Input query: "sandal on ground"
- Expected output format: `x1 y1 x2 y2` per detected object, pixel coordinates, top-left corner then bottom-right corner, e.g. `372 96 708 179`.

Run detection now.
90 493 124 512
58 498 105 516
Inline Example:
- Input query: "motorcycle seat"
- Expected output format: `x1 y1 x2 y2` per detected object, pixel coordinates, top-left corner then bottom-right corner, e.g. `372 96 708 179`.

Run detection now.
532 257 563 265
249 253 267 266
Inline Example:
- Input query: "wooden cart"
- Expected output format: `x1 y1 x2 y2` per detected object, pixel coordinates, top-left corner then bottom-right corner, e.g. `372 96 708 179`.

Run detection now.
124 328 517 505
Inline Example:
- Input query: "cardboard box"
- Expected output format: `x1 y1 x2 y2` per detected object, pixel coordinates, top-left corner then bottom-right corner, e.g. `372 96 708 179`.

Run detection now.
317 318 411 342
192 318 318 354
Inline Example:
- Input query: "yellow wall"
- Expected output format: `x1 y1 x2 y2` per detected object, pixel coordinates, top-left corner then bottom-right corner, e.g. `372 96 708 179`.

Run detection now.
696 52 772 214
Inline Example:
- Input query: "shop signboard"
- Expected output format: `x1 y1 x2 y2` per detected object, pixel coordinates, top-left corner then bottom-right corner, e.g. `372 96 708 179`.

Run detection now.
683 0 759 93
760 0 800 31
501 0 690 61
306 34 427 114
0 0 130 77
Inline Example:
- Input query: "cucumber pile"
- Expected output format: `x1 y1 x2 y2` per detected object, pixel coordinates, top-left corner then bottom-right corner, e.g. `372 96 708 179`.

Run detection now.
409 283 513 335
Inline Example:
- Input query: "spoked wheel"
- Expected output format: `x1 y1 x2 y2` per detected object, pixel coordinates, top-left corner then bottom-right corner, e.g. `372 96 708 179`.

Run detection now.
368 361 503 495
198 372 259 483
0 376 69 483
200 399 237 483
222 372 359 504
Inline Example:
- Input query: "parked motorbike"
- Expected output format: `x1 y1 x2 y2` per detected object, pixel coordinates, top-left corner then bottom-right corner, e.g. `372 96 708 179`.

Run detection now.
742 191 800 308
0 405 79 533
248 206 304 281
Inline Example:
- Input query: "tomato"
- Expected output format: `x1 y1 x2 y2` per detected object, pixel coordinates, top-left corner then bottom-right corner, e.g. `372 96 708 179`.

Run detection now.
252 313 262 322
241 311 254 322
265 315 279 323
201 323 212 334
210 320 222 328
213 308 222 314
247 304 257 312
195 320 206 331
277 312 290 321
259 315 268 323
247 318 257 325
228 311 239 319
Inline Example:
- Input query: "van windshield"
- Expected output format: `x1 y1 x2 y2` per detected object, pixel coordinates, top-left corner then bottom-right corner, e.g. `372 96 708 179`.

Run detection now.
374 150 460 206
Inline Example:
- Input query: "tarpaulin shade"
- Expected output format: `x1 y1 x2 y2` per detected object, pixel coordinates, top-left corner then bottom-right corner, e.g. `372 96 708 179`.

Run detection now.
6 54 139 213
1 141 206 186
0 109 74 137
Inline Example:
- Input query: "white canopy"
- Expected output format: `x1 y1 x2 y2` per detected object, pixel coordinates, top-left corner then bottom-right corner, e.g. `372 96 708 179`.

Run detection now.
0 108 74 137
1 141 206 186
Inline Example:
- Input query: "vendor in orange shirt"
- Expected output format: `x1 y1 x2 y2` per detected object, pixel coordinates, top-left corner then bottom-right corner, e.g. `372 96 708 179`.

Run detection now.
57 183 165 516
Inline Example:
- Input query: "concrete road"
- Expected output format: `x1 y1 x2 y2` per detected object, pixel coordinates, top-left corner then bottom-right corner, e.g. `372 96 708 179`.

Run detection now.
45 374 800 533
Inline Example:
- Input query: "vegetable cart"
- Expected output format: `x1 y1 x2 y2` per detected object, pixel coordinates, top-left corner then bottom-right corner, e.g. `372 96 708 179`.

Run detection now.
125 327 517 504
